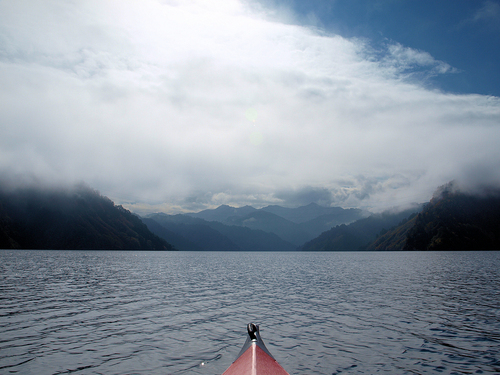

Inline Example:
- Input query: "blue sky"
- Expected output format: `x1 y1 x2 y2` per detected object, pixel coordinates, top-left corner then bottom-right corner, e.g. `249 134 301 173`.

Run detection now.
258 0 500 96
0 0 499 214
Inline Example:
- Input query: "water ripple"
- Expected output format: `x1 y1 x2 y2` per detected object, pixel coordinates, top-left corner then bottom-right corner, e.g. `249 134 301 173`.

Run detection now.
0 250 499 374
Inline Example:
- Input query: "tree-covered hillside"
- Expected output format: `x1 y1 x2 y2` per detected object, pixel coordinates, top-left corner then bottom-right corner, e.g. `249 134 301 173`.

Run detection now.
366 214 418 250
403 184 500 250
299 207 421 251
144 213 295 251
0 184 173 250
366 182 500 250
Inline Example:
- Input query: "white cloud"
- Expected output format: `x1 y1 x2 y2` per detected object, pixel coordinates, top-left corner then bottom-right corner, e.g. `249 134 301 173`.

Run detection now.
0 0 499 214
384 43 456 76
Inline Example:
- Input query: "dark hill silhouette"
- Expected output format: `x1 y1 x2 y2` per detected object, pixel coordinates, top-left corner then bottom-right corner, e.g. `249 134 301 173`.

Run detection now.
366 182 500 250
299 212 367 239
403 183 500 250
0 184 173 250
261 202 364 224
144 213 295 251
225 210 311 246
144 213 240 251
186 202 366 246
186 204 257 222
142 217 203 251
299 207 422 251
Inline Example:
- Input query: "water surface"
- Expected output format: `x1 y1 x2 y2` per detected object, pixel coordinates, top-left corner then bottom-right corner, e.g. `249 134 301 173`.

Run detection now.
1 251 499 374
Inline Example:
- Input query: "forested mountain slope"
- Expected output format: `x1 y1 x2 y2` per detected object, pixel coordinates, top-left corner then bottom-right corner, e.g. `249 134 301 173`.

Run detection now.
0 184 173 250
299 207 422 251
145 213 295 251
367 183 500 250
403 185 500 250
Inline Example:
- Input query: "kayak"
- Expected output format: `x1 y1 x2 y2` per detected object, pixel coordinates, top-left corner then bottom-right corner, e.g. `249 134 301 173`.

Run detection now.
222 323 290 375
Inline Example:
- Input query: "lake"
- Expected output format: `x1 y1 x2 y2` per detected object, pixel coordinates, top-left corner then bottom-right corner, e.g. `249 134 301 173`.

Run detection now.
1 250 499 374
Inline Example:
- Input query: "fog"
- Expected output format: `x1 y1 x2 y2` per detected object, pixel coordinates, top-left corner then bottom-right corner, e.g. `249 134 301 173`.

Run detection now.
1 0 499 213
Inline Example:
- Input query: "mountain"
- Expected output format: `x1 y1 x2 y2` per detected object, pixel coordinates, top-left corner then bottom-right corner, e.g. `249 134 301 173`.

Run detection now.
299 207 422 251
205 220 296 251
0 184 173 250
403 184 500 250
365 214 418 250
298 212 368 240
144 213 240 251
261 203 364 224
144 213 295 251
224 210 311 246
187 204 257 222
185 202 366 246
365 182 500 250
142 218 203 251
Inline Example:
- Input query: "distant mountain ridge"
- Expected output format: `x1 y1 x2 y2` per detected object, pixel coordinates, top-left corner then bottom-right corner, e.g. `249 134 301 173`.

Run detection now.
3 181 496 251
186 204 257 222
223 210 311 246
261 203 362 224
144 212 295 251
147 201 426 251
299 207 422 251
188 202 364 224
184 202 366 246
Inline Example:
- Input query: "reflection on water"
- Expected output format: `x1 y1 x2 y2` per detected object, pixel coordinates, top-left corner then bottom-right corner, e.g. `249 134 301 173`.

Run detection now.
1 251 499 374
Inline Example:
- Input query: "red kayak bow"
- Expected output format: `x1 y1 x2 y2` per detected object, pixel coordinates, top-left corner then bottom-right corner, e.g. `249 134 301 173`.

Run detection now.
222 323 290 375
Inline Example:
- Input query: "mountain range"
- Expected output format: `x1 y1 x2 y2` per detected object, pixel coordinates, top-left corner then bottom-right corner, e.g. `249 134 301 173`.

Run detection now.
144 203 367 250
1 181 498 251
143 213 295 251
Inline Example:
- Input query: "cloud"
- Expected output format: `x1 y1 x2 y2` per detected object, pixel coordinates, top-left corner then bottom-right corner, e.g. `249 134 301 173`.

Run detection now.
458 0 500 31
383 43 457 76
0 0 499 214
473 0 500 25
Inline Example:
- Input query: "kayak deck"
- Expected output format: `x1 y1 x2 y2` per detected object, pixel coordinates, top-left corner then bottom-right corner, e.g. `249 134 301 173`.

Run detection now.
222 323 290 375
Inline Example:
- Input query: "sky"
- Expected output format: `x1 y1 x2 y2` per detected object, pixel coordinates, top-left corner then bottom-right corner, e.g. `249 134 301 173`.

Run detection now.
1 0 499 214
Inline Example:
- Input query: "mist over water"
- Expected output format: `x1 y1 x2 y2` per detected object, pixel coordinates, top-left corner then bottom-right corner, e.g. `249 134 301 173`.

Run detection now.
1 251 499 374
